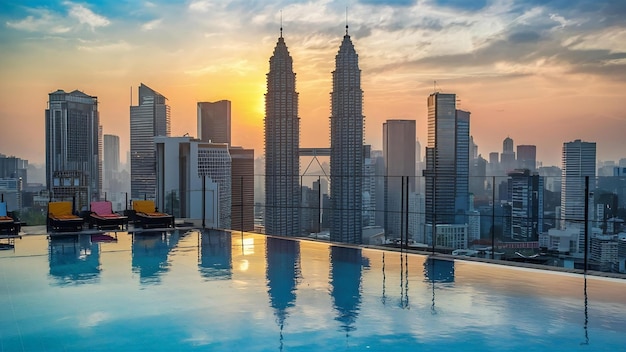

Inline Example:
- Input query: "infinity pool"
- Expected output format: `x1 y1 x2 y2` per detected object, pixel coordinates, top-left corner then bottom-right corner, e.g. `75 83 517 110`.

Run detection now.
1 230 625 351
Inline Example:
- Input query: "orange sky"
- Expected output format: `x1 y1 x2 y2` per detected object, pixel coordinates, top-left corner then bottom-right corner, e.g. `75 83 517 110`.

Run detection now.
1 0 625 167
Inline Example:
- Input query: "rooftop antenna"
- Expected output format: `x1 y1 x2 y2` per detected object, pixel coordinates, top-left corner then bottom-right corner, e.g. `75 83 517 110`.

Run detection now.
280 10 283 38
345 7 349 35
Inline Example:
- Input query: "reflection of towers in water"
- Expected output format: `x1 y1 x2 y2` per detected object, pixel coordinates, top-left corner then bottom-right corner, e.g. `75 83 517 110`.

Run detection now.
48 235 100 285
423 257 455 314
265 237 301 350
199 230 232 280
329 246 365 334
265 238 301 323
132 232 180 284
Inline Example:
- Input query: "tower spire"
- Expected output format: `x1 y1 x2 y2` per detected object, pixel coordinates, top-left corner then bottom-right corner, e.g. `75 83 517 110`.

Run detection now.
345 7 349 35
280 10 283 38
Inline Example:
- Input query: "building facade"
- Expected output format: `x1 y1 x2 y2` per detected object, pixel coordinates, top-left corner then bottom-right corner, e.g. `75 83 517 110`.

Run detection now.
230 147 254 232
130 83 170 201
45 89 101 210
424 93 470 231
264 31 301 236
508 169 544 241
383 119 416 238
155 136 228 228
560 139 596 229
198 100 231 145
330 27 364 244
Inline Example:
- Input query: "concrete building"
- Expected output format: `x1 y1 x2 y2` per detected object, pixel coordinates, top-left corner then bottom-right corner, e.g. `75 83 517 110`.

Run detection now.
198 100 231 146
508 169 544 241
154 136 229 228
130 83 170 201
362 145 376 227
560 139 596 233
264 30 300 236
330 26 364 244
45 89 101 210
517 145 536 172
230 147 254 232
501 137 516 173
383 119 416 238
424 92 470 236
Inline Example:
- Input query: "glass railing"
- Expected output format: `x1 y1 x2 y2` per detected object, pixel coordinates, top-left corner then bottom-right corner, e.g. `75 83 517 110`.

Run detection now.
7 174 626 276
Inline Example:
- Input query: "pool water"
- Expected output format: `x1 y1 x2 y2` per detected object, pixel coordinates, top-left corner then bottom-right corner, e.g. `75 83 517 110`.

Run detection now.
1 230 625 351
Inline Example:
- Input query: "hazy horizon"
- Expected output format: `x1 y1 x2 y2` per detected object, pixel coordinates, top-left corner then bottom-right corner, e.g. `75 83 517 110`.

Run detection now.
1 0 625 167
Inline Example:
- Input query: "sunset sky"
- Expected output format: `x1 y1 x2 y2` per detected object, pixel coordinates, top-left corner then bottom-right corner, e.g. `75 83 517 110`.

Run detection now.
1 0 625 167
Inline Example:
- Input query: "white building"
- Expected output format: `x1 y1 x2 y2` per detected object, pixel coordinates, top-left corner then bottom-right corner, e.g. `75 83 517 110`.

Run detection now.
408 192 425 243
426 223 468 250
155 136 230 228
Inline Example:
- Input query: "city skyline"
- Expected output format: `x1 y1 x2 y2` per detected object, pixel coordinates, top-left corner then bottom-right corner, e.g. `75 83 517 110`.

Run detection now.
1 0 626 166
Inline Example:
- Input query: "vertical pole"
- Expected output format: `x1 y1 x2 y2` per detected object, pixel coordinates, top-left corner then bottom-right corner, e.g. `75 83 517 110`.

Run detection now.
318 176 321 234
401 176 405 251
579 176 589 274
202 175 206 228
241 176 244 235
491 176 495 259
404 176 410 250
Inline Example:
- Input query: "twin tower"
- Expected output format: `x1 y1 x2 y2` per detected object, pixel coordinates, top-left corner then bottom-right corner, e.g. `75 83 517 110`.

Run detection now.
264 26 364 244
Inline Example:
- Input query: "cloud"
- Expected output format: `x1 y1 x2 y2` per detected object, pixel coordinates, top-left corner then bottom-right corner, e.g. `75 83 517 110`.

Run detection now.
5 2 110 34
189 0 214 13
5 9 71 34
77 40 133 52
141 18 162 31
65 2 111 30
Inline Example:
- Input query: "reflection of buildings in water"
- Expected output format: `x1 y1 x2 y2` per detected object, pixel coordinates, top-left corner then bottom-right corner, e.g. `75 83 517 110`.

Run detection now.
199 229 232 280
132 231 180 284
582 274 589 345
329 246 364 334
423 257 455 314
265 237 301 340
48 234 100 285
423 257 455 283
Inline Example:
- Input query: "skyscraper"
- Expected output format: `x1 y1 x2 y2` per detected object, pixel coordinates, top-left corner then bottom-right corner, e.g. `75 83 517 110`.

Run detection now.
45 89 101 210
517 145 537 171
424 93 470 228
383 119 416 238
198 100 231 146
230 146 254 232
264 30 300 236
508 169 543 241
330 26 363 244
103 134 120 191
130 83 170 200
501 136 516 172
560 139 596 229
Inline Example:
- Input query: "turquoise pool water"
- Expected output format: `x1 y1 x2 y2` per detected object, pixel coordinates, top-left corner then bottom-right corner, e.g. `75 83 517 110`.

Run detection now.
1 230 625 351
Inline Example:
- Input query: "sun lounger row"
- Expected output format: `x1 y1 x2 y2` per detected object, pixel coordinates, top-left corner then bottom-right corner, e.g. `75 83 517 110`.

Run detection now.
46 200 174 233
0 202 20 236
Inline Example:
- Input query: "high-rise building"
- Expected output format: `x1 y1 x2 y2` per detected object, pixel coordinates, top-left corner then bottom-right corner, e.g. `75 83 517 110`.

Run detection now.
130 83 170 201
517 145 536 171
330 26 363 244
154 136 227 228
103 134 120 192
45 89 101 210
508 169 544 241
501 137 516 172
264 30 300 236
424 93 470 235
198 100 231 146
362 145 376 227
560 139 596 229
383 120 416 238
230 147 254 232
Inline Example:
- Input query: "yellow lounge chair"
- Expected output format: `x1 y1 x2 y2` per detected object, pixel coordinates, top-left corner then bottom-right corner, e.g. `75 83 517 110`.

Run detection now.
48 201 83 232
132 200 174 229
